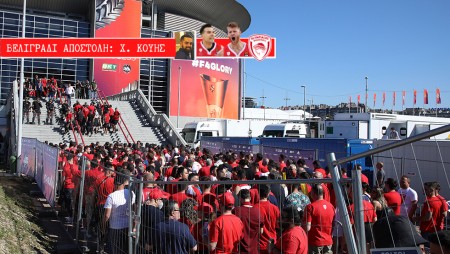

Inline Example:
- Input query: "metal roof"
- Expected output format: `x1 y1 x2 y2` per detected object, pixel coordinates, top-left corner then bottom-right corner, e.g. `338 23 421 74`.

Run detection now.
153 0 251 32
0 0 251 32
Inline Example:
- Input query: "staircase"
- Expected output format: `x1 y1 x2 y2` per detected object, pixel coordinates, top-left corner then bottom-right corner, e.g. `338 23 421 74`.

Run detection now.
22 97 166 146
22 98 77 145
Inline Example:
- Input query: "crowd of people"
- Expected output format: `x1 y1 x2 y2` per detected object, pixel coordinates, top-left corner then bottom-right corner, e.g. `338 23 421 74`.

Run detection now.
53 141 450 254
20 74 121 136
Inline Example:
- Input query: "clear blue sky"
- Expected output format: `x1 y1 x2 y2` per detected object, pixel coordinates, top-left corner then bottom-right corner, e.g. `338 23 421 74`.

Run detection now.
239 0 450 110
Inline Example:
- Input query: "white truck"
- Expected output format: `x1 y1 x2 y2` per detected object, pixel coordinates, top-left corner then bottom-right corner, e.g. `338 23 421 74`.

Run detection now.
262 122 311 138
181 119 280 146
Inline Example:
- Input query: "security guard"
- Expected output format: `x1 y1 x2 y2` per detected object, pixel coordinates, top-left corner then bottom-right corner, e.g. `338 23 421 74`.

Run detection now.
31 98 43 125
23 97 31 124
46 99 55 125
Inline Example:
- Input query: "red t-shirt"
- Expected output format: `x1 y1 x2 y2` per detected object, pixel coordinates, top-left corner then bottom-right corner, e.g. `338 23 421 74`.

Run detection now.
95 176 114 205
258 161 268 173
420 196 444 233
233 203 264 254
197 41 224 57
254 200 280 251
223 43 251 57
209 214 244 254
384 191 402 215
349 200 377 224
360 173 369 184
314 168 327 177
275 226 308 254
85 168 103 195
63 162 78 189
170 191 189 207
437 195 448 230
191 221 209 251
304 199 335 247
199 166 211 178
279 161 287 171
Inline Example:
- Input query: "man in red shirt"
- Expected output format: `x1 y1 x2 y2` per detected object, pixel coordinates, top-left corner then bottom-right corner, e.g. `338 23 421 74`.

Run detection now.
270 206 308 254
420 181 445 241
223 21 250 57
304 184 335 254
199 158 212 178
233 189 264 254
170 180 189 207
197 23 224 57
383 178 402 215
254 184 280 254
209 192 244 254
61 153 78 223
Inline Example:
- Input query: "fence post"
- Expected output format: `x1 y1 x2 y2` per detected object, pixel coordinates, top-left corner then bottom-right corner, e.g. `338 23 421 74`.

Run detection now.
327 152 358 254
128 176 134 254
133 181 144 253
352 166 366 254
76 156 87 242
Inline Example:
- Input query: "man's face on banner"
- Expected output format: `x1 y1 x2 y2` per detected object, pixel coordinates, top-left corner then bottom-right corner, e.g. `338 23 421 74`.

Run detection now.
202 27 215 44
181 37 193 51
227 26 241 43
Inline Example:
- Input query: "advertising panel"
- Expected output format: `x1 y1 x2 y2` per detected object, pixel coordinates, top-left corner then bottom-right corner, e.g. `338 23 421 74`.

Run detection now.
19 138 36 177
41 144 59 207
93 0 142 96
263 146 316 169
170 58 240 119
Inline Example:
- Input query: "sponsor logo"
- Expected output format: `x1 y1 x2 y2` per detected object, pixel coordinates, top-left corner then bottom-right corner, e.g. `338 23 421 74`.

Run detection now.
102 63 117 71
123 64 131 73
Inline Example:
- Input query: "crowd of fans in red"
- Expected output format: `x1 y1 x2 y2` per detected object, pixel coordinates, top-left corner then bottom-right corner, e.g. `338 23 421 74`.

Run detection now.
54 141 450 254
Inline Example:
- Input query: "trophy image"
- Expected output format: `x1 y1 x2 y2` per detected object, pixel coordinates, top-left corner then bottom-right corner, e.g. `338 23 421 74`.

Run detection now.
200 74 229 118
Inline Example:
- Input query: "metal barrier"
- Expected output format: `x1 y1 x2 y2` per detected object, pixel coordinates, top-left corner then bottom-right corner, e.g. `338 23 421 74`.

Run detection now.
107 89 187 147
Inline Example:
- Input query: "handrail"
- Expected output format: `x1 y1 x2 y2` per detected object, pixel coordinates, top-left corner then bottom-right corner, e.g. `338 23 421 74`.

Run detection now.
118 121 130 144
97 89 136 144
106 89 187 146
74 119 85 146
69 121 78 146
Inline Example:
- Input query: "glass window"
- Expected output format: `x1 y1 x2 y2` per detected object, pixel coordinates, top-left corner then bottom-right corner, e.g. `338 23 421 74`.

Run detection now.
49 23 63 30
4 13 19 20
63 31 77 37
64 20 77 27
49 30 63 37
35 17 49 24
35 28 49 35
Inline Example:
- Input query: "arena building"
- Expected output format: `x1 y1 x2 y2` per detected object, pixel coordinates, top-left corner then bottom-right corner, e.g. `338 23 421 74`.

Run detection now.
0 0 250 116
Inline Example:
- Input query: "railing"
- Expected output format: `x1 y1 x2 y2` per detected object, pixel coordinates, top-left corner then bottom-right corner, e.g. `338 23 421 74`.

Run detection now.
107 89 187 146
97 89 135 144
74 119 85 146
69 121 79 146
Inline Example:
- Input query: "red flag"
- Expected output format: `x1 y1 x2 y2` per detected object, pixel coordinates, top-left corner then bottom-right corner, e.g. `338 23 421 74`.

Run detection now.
413 90 417 105
382 92 386 106
436 88 441 104
357 95 361 104
424 89 428 104
402 91 406 106
393 92 396 106
373 93 377 107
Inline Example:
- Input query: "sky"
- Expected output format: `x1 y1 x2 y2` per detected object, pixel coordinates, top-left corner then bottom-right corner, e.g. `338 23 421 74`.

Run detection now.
238 0 450 110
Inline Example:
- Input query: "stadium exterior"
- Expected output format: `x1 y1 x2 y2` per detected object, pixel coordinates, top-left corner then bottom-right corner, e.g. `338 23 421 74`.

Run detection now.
0 0 250 113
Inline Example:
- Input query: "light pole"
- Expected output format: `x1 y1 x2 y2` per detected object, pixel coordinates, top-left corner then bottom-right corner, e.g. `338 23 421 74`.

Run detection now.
284 96 290 108
260 91 267 121
17 0 27 161
301 85 306 121
365 77 368 113
177 66 181 128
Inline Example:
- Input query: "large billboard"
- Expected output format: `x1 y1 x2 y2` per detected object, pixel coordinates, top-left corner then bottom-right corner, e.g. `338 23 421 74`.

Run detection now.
170 59 240 119
93 0 142 96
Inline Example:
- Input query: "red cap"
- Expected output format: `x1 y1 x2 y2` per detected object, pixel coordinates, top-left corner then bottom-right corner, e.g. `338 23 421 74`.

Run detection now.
148 189 170 200
219 192 235 207
202 193 219 209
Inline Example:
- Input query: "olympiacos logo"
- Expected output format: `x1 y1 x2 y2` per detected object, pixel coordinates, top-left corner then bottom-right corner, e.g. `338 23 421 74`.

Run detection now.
248 34 272 61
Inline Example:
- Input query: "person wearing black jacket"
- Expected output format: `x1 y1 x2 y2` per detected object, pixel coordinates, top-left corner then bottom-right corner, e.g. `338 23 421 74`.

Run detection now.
23 98 31 124
46 99 55 125
31 98 43 125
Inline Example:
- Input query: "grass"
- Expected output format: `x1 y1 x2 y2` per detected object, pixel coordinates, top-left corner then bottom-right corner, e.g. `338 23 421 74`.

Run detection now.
0 176 55 254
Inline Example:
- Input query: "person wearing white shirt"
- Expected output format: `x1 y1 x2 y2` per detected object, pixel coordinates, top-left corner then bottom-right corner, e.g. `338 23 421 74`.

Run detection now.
397 175 418 220
104 169 136 254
